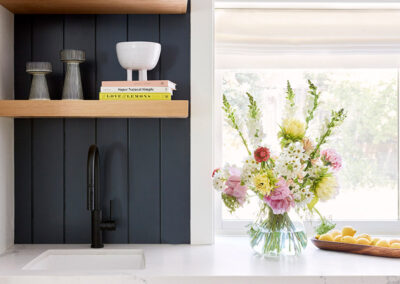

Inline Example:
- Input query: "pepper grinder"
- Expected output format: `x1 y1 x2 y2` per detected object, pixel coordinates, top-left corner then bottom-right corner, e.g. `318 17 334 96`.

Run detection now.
26 62 52 100
61 49 85 100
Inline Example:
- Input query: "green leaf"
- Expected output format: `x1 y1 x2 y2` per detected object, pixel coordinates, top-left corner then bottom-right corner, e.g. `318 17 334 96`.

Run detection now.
286 81 296 107
307 195 319 211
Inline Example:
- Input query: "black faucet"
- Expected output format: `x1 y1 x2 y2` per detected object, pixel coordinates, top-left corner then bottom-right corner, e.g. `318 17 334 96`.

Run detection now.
87 144 116 248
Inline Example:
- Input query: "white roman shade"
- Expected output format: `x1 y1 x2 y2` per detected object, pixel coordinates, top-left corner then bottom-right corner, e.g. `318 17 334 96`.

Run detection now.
216 9 400 68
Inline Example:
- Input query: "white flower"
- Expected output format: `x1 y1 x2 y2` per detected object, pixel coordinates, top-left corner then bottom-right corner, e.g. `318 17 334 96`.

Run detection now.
291 183 314 207
212 170 226 191
284 100 298 120
246 117 265 148
241 156 259 184
275 142 308 180
306 163 324 179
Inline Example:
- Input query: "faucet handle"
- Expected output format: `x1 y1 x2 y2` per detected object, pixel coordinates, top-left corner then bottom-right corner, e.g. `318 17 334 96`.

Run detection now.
100 199 116 231
109 199 113 221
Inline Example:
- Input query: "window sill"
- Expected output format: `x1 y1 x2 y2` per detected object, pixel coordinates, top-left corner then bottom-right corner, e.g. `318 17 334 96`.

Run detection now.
217 220 400 236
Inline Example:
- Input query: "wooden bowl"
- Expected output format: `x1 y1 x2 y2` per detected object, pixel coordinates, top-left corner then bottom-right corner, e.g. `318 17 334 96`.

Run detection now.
311 238 400 258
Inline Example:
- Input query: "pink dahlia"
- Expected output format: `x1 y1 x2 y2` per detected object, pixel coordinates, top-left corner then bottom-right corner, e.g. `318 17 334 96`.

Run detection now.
254 147 271 163
321 149 342 171
264 178 294 214
224 167 247 205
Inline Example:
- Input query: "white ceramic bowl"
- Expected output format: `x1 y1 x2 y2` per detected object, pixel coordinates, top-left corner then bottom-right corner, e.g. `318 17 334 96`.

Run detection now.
116 41 161 81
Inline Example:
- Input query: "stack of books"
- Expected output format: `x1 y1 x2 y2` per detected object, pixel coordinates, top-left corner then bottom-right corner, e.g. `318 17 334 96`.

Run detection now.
99 80 176 101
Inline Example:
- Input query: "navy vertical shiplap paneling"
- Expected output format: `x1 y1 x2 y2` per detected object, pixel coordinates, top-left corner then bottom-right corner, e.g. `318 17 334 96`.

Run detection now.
96 15 129 243
127 15 161 244
160 12 191 243
15 8 191 244
31 15 65 243
64 15 96 243
14 15 32 244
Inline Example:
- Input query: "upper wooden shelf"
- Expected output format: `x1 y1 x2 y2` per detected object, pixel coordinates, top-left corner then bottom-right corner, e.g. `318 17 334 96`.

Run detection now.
0 100 189 118
0 0 188 14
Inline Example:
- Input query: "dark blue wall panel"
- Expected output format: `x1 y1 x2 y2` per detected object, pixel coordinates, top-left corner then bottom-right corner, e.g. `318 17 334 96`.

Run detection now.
96 15 129 244
14 8 190 244
64 15 96 243
128 15 161 244
160 12 191 244
14 15 32 244
31 16 65 244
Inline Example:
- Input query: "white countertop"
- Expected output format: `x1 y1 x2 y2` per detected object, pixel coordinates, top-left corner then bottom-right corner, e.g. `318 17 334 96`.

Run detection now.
0 236 399 284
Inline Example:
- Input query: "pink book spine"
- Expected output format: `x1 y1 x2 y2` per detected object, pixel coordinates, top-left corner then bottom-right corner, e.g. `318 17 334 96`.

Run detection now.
102 80 176 90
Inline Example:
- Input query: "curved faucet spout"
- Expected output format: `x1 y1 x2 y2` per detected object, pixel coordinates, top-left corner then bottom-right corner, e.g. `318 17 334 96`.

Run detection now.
87 144 116 248
87 144 100 211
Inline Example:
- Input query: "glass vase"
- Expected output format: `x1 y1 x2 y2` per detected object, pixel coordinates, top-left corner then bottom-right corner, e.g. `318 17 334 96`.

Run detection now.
248 207 308 257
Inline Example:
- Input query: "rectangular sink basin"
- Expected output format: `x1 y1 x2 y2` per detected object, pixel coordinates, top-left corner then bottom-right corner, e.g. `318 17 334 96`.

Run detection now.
23 249 145 271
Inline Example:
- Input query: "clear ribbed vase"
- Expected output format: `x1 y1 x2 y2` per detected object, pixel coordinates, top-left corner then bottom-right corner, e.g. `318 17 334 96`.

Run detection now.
248 207 308 257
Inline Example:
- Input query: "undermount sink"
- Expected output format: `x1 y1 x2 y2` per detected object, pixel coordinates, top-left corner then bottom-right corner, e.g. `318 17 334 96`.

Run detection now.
22 249 145 271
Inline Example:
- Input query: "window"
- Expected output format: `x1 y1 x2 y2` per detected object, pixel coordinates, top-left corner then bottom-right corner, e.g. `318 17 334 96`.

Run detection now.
215 7 400 234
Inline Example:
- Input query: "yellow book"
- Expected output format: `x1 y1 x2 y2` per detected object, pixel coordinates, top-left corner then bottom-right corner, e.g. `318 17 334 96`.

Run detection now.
99 93 172 101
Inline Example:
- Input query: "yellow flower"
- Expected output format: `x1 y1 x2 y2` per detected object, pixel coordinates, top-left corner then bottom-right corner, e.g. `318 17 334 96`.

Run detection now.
253 173 274 195
282 118 306 140
316 175 338 201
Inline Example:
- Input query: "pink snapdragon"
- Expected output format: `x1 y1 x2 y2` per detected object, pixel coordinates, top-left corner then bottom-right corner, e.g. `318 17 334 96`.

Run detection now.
264 178 294 214
224 167 247 205
321 149 342 171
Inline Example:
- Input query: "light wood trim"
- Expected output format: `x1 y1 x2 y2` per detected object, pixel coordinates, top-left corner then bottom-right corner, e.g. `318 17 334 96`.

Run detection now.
0 0 187 14
0 100 189 118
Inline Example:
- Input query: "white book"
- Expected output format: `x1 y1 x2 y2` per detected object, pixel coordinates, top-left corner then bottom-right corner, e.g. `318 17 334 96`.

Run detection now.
100 86 174 94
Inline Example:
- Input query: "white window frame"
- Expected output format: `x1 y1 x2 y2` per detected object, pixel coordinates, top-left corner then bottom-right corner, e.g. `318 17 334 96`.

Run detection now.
213 3 400 236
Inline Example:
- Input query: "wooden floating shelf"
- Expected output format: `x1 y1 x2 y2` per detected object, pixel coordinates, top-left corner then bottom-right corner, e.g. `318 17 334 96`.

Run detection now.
0 100 189 118
0 0 187 14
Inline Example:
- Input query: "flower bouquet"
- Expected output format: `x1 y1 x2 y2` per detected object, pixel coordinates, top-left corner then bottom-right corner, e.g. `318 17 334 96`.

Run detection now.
213 81 347 256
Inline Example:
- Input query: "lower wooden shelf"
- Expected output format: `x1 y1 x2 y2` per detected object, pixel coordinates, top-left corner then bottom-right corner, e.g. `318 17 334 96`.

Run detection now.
0 100 189 118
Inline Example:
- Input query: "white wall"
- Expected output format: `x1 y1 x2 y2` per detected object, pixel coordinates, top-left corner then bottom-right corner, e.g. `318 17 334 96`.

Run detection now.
190 0 214 244
0 5 14 254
